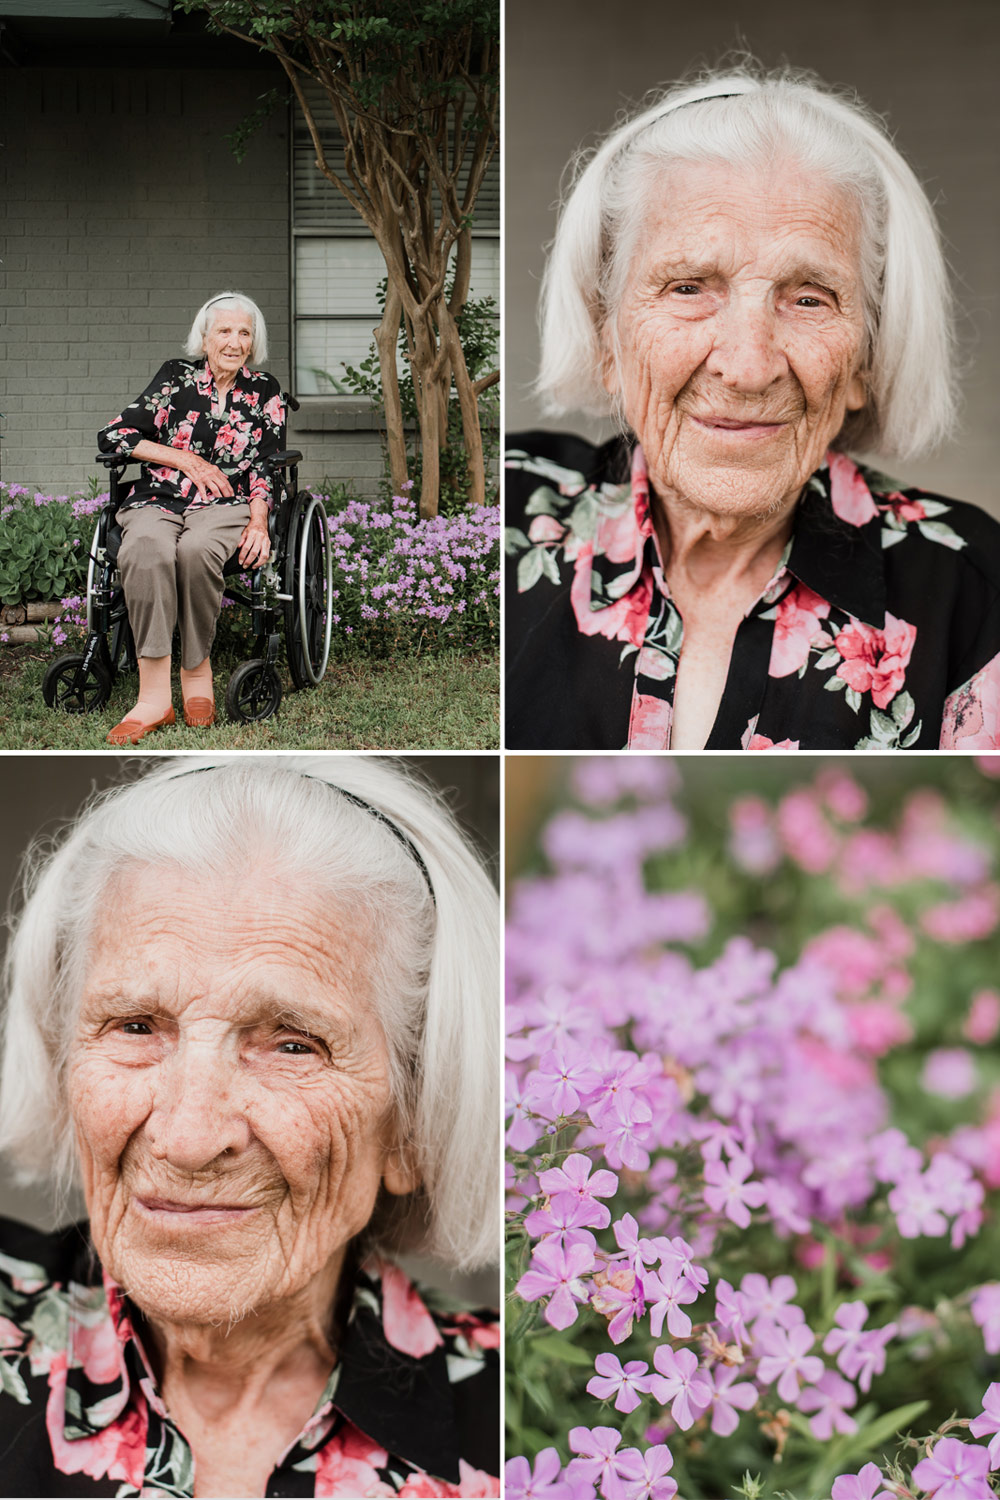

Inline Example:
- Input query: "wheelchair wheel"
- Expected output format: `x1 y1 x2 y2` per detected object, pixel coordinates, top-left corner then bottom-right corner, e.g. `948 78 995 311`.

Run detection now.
225 659 283 722
283 493 332 690
43 652 112 714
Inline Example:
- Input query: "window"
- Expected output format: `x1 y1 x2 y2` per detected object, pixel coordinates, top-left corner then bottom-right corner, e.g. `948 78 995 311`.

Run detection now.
292 84 499 399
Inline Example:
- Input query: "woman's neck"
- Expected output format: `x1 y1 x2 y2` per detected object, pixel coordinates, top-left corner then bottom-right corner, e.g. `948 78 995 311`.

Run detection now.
652 487 796 597
209 362 238 396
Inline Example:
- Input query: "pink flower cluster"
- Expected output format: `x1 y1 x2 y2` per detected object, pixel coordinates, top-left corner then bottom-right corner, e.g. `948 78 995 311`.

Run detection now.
506 759 1000 1500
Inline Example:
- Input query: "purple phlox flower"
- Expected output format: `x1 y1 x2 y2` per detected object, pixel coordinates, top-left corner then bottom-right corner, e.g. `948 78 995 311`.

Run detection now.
616 1444 678 1500
971 1285 1000 1355
831 1462 895 1500
823 1301 869 1368
537 1153 619 1229
923 1047 979 1100
515 1237 594 1330
926 1153 984 1248
505 1448 574 1500
649 1346 712 1431
888 1162 953 1239
526 987 599 1055
912 1437 993 1500
801 1141 874 1215
740 1273 802 1331
591 1263 645 1345
797 1368 858 1441
567 1426 627 1500
651 1235 710 1292
969 1382 1000 1468
713 1278 749 1346
571 756 680 806
586 1051 659 1123
524 1193 602 1245
760 1176 811 1237
506 1068 541 1152
693 1116 752 1163
613 1213 658 1271
642 1264 699 1339
586 1353 652 1413
596 1093 654 1172
703 1152 767 1229
756 1322 824 1403
528 1047 602 1117
705 1363 757 1436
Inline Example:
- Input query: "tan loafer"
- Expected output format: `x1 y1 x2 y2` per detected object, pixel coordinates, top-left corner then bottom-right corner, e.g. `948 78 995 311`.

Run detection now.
183 697 216 728
106 706 176 746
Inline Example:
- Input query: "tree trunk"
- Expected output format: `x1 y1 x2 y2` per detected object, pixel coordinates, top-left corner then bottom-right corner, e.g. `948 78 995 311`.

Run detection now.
439 298 486 507
374 280 409 498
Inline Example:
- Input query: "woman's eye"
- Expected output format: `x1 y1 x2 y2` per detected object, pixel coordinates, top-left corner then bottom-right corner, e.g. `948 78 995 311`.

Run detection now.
671 283 701 296
275 1036 320 1056
120 1020 153 1035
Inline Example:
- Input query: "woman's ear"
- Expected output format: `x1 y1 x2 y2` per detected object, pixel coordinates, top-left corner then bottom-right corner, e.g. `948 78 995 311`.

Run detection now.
382 1140 421 1197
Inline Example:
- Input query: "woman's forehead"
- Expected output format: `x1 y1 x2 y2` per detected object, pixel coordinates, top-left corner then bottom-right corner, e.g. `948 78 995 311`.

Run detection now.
209 305 252 328
636 159 861 276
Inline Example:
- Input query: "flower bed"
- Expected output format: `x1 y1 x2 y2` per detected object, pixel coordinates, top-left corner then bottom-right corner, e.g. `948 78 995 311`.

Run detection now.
1 481 499 657
506 759 1000 1500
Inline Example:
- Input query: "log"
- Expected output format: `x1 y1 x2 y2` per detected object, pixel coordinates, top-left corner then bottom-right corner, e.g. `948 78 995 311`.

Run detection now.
0 601 61 627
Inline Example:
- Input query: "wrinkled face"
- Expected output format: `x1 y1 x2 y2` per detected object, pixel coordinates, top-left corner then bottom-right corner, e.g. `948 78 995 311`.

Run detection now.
68 865 416 1327
605 159 868 518
202 306 253 379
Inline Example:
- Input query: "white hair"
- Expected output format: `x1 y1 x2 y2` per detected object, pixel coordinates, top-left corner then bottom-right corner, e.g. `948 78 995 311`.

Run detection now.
184 291 269 366
0 756 499 1271
539 63 958 461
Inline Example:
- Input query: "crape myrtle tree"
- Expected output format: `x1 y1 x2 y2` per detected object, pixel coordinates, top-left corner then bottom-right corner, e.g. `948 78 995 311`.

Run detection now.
181 0 499 519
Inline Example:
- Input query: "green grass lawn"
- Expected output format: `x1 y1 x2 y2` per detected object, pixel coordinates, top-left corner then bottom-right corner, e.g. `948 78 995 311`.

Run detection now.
0 644 499 750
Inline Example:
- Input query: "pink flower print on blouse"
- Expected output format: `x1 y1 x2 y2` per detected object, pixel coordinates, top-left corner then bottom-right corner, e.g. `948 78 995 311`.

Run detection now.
745 733 801 751
527 514 567 545
768 582 831 677
834 614 917 708
880 491 929 523
315 1424 393 1497
379 1263 444 1358
570 544 652 649
264 393 285 426
44 1351 147 1488
941 653 1000 749
829 452 878 526
628 692 672 751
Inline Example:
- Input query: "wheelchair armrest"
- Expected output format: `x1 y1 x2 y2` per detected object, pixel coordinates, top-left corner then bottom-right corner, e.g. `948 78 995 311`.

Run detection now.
266 450 303 471
94 453 138 469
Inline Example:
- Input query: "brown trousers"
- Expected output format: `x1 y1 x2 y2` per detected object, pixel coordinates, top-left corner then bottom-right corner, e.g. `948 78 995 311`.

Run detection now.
117 503 250 669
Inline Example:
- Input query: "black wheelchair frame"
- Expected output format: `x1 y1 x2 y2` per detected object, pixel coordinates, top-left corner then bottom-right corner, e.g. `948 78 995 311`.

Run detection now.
42 427 333 723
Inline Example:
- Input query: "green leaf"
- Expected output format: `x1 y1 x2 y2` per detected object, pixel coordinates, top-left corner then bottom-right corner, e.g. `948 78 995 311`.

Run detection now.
568 493 599 542
527 1333 594 1368
881 528 907 549
916 520 966 552
517 548 544 592
825 674 847 692
504 527 530 555
891 691 915 727
846 686 863 713
524 487 560 517
539 548 561 586
814 648 842 669
0 1357 29 1405
870 709 897 741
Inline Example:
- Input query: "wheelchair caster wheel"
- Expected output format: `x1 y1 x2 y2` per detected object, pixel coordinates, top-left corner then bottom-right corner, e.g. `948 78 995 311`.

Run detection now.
226 659 283 722
43 653 112 714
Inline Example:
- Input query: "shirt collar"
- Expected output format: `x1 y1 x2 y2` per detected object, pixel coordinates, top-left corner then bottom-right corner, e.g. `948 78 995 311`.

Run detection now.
62 1254 461 1483
586 444 887 629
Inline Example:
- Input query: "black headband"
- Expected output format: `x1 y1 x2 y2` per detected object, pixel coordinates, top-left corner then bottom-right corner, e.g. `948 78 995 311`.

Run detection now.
173 766 436 906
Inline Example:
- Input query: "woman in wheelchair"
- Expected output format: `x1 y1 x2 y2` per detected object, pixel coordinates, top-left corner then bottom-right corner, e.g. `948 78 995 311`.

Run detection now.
97 291 285 744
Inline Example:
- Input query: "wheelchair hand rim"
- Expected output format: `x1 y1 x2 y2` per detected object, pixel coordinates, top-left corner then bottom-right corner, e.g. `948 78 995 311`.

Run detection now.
296 494 332 685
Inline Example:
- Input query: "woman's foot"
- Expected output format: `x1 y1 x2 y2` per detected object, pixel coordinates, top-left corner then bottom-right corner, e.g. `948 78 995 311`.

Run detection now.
107 705 176 746
180 657 215 726
183 698 216 727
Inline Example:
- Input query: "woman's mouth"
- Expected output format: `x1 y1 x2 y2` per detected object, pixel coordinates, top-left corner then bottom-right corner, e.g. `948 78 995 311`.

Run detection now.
134 1197 256 1226
691 415 788 439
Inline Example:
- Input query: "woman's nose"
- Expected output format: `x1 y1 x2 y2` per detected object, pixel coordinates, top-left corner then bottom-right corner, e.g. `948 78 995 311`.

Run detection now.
703 295 788 394
145 1048 251 1172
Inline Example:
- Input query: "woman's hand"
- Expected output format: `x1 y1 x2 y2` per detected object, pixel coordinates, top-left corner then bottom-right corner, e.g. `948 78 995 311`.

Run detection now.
239 501 272 568
130 441 235 503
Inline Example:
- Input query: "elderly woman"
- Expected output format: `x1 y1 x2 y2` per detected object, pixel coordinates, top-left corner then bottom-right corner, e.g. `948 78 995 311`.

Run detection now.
506 66 1000 751
0 756 499 1498
97 293 286 745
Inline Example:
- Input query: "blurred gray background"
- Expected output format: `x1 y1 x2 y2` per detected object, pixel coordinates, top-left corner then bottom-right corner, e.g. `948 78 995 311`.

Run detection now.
0 753 499 1301
505 0 1000 515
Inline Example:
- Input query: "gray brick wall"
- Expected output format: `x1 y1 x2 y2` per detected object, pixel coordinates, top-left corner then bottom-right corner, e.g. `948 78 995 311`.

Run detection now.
0 67 390 500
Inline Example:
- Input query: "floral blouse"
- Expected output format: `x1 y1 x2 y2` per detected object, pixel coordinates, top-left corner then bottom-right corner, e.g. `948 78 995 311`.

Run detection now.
505 431 1000 750
0 1215 499 1498
97 359 286 514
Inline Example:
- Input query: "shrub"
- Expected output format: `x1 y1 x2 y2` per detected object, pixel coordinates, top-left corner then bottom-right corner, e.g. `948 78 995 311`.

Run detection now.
506 759 1000 1500
0 483 98 607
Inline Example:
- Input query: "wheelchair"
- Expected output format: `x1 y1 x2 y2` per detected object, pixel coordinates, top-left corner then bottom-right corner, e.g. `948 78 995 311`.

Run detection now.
42 427 333 724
